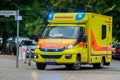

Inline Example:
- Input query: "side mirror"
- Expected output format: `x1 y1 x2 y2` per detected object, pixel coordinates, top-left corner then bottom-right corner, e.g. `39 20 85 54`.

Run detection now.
35 34 40 42
82 34 87 42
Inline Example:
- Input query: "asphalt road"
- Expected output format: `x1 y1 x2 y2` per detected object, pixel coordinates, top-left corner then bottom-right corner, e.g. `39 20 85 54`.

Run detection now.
41 59 120 71
0 55 120 80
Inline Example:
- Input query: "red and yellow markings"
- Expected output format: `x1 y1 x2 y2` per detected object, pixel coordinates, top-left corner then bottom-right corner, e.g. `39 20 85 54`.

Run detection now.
91 30 112 51
38 39 77 49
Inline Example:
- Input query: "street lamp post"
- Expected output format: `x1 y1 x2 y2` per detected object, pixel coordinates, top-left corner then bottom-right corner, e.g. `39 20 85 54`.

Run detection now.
0 10 22 68
16 10 19 68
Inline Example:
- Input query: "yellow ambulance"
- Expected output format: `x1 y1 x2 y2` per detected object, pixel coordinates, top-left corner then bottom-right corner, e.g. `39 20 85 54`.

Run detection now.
34 12 112 70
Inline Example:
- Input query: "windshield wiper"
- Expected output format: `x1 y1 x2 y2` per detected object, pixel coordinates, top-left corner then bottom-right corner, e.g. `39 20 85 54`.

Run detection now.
48 36 56 38
44 36 70 39
54 36 69 39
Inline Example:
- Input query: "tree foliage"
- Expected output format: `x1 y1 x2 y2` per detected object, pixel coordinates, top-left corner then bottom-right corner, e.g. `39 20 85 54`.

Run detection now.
0 0 120 53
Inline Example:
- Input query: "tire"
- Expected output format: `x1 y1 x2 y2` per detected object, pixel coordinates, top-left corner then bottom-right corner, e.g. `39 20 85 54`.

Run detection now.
36 63 46 70
66 56 81 70
93 58 104 69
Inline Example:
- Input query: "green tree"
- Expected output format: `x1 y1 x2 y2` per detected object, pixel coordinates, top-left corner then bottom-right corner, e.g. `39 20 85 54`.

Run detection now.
0 0 120 54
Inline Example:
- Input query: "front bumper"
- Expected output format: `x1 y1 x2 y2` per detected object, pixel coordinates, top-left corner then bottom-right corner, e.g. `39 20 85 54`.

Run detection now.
34 54 77 64
34 48 77 64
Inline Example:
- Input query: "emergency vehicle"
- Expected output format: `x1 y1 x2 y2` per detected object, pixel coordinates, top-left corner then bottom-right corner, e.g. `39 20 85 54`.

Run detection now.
34 12 112 70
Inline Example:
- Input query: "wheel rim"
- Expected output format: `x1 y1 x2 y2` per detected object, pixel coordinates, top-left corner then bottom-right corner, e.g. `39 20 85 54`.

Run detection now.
100 59 104 68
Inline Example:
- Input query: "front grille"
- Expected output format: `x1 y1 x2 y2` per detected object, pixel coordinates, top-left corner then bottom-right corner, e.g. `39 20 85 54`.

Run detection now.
41 55 62 59
40 48 65 52
31 49 35 51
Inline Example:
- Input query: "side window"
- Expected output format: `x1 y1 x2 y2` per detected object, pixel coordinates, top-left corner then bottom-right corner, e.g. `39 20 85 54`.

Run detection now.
80 27 85 36
102 25 106 39
78 27 87 42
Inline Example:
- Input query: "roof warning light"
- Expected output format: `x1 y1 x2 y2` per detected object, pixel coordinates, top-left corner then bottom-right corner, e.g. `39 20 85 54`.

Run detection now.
76 13 85 20
47 12 54 20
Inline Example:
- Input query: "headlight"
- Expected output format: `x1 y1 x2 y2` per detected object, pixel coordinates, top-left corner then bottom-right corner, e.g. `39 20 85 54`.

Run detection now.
34 54 38 58
65 45 74 49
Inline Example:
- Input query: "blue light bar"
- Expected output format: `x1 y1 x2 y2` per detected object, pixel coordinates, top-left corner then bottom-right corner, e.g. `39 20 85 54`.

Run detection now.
44 49 48 52
55 49 59 52
47 12 54 20
76 13 85 20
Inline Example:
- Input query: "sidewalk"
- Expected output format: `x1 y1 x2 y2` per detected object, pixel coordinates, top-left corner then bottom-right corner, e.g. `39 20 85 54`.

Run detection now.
0 55 41 80
0 55 36 70
0 55 120 80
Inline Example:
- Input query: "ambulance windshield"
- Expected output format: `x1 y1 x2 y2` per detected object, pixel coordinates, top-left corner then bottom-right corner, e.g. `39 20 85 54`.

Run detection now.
42 26 79 39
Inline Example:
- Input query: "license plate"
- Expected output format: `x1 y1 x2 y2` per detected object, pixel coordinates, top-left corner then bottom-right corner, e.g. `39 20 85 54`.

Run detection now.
45 59 56 63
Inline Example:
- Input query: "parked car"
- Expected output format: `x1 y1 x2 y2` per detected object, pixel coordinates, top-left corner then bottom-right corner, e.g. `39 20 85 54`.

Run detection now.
9 37 30 55
112 42 120 59
6 37 12 48
19 40 37 58
112 42 118 55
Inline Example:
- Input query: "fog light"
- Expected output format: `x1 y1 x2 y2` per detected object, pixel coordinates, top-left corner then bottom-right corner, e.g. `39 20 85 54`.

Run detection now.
34 55 38 58
65 54 72 59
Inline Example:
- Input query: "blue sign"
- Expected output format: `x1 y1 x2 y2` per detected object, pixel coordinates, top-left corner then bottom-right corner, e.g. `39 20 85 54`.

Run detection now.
15 16 22 20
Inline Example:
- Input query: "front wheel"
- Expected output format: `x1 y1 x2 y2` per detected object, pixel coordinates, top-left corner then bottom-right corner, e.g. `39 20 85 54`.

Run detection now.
66 56 81 70
36 63 46 70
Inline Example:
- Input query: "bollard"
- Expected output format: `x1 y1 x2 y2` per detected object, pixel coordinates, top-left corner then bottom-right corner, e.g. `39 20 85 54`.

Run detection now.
24 50 27 64
28 48 31 66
